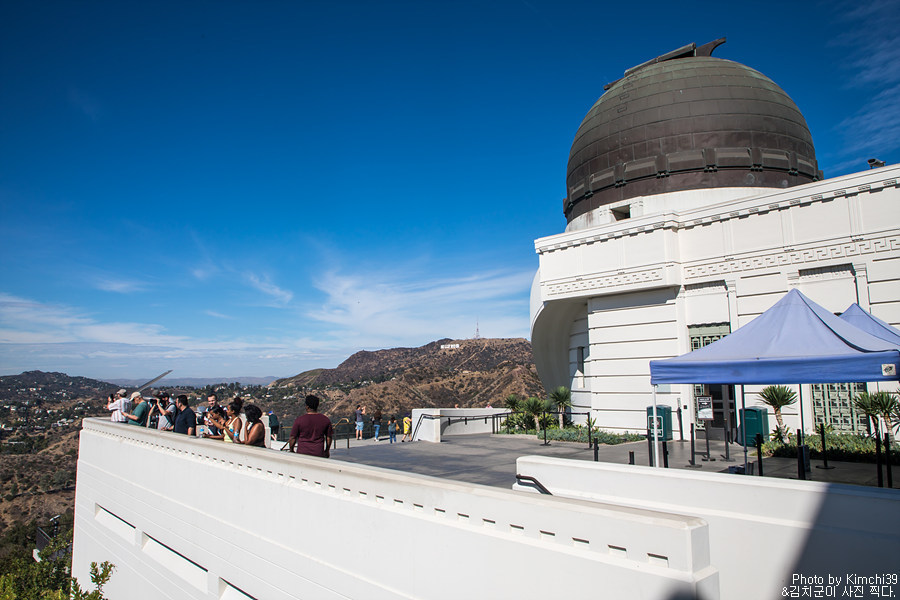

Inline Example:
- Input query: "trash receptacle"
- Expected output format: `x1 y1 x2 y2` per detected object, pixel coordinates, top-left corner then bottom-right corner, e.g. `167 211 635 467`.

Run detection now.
646 405 673 441
738 407 769 446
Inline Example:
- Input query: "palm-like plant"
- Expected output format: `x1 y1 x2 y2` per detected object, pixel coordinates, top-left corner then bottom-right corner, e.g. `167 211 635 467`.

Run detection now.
869 391 899 435
758 385 797 439
854 391 877 436
548 386 572 428
853 391 897 436
504 393 521 412
522 396 548 432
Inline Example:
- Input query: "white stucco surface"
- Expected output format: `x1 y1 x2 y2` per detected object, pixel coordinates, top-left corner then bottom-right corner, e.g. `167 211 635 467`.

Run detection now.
531 165 900 436
411 408 509 442
515 456 900 600
72 419 719 599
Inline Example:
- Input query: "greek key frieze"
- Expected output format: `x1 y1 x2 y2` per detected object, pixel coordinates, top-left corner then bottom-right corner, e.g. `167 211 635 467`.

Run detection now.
546 268 664 296
684 235 900 279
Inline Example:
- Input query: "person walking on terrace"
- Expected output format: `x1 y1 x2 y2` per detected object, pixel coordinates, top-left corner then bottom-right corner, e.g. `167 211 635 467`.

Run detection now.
387 416 397 443
372 409 382 441
401 413 412 442
289 395 334 458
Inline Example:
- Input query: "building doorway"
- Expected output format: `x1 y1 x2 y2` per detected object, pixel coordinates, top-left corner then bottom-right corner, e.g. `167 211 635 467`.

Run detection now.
693 383 736 440
689 323 734 440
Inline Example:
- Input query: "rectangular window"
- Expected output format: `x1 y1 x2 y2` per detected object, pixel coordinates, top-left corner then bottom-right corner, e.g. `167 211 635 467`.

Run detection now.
610 205 631 221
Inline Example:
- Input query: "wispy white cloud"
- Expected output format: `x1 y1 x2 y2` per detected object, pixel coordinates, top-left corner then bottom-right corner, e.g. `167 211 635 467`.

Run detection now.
205 310 234 320
94 278 148 294
307 265 532 348
829 0 900 163
0 255 534 379
836 81 900 159
0 292 311 378
246 273 293 306
0 292 181 346
192 266 217 281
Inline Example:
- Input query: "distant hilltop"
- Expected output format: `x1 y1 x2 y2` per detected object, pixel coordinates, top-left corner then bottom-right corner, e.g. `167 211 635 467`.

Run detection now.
275 337 535 387
270 338 544 419
0 370 118 406
0 338 545 422
109 376 279 388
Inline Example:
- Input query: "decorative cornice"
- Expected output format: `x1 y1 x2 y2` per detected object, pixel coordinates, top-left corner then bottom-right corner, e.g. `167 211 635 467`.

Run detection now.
536 173 900 256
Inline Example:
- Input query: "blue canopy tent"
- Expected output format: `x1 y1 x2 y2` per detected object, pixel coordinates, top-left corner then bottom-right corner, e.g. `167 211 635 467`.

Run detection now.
650 289 900 385
838 303 900 348
646 289 900 468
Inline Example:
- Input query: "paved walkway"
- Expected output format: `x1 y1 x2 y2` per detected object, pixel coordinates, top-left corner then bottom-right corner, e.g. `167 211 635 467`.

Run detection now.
326 433 896 490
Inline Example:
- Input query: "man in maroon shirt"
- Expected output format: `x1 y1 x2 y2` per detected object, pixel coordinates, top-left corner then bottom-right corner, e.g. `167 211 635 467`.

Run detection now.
289 395 334 458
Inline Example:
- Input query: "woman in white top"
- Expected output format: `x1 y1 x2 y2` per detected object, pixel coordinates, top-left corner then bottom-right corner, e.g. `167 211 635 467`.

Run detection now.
209 398 244 443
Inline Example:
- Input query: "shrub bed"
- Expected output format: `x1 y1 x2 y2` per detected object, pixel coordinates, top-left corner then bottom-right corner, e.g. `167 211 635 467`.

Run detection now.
498 426 643 445
763 431 900 465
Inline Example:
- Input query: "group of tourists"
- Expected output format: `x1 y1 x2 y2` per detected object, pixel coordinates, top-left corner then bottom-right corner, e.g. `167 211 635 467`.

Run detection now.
105 389 335 458
104 390 417 458
354 405 412 443
106 388 199 436
105 390 270 447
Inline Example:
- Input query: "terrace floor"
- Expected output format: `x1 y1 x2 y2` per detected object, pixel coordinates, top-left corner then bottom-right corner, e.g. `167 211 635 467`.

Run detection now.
323 433 895 490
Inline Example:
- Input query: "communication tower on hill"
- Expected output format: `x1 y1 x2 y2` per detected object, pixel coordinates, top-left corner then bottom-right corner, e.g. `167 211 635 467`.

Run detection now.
474 319 481 339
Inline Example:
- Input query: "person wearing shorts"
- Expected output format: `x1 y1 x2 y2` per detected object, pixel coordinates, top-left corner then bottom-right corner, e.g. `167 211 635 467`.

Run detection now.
355 405 365 440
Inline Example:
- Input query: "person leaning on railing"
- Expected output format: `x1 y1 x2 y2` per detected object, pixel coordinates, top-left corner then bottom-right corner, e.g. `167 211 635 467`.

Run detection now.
202 406 227 440
207 400 244 444
214 403 266 447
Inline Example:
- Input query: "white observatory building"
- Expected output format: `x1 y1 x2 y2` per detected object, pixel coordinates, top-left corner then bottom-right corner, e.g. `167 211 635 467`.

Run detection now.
530 39 900 438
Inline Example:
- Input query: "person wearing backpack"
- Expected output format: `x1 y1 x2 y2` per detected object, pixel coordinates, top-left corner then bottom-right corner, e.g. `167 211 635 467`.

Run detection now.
387 416 398 444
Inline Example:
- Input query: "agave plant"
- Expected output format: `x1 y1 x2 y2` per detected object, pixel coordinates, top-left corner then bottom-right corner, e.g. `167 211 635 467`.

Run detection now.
548 386 572 428
757 385 797 439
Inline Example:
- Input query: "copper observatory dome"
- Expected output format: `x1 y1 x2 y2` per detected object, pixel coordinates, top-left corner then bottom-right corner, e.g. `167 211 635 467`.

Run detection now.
565 39 821 223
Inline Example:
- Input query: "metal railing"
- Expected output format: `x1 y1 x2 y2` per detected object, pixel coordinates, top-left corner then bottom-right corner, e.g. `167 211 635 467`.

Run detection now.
514 474 553 495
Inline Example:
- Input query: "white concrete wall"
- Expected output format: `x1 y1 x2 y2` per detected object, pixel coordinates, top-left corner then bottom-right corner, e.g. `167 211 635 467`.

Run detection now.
532 166 900 434
515 456 900 600
410 408 508 442
73 419 719 599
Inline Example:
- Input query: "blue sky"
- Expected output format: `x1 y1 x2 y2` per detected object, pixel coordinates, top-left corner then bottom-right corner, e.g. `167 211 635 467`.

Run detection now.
1 0 898 380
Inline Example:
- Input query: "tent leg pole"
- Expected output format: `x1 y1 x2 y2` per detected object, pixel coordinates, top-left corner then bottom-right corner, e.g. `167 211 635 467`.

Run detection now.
652 385 660 469
742 385 748 475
